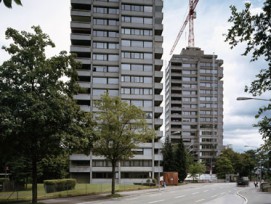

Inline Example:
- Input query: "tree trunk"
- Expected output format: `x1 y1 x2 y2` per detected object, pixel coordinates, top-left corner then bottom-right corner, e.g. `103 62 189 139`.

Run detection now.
111 161 116 195
32 155 38 204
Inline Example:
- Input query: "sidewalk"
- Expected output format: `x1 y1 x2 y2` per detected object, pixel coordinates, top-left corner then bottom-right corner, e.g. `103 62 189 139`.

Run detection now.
41 187 166 204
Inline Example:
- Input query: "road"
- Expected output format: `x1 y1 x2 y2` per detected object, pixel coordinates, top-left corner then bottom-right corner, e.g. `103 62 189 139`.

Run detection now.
43 182 271 204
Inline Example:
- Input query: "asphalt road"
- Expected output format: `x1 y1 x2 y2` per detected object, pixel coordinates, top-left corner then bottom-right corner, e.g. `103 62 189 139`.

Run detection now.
42 182 271 204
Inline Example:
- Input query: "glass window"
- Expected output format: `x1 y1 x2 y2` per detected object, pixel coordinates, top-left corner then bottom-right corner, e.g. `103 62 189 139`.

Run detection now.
144 6 152 12
144 65 152 71
144 18 152 24
108 66 118 72
122 40 130 46
108 43 119 49
144 77 152 83
131 64 143 71
121 64 130 70
93 89 106 95
144 100 152 107
108 54 118 61
108 78 118 84
93 77 107 84
132 41 143 47
108 90 118 96
144 53 152 59
131 100 143 107
144 41 152 48
132 17 143 24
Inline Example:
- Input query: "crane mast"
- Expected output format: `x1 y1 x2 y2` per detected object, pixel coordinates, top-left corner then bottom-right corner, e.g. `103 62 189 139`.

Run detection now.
169 0 199 55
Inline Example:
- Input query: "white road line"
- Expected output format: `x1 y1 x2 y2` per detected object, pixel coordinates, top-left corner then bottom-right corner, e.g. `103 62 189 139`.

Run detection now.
195 199 205 203
211 194 218 198
125 197 139 200
148 194 159 197
192 192 199 195
148 200 165 204
175 195 186 198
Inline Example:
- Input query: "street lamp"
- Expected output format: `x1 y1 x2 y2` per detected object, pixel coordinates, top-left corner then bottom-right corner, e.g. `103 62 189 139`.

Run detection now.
236 97 271 102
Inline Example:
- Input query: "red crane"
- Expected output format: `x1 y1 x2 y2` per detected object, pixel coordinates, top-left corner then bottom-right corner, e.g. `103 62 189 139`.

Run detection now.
169 0 199 55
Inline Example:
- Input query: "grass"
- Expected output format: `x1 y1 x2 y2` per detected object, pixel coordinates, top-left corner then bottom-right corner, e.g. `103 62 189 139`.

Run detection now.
0 183 156 203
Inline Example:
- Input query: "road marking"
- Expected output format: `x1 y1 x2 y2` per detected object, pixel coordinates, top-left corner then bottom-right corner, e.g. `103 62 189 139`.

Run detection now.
148 200 165 204
211 194 218 198
203 190 209 192
195 199 205 203
126 197 139 200
175 195 186 198
192 192 199 195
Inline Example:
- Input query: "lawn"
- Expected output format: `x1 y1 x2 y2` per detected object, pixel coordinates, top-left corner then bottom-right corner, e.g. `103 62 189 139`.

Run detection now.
0 183 156 203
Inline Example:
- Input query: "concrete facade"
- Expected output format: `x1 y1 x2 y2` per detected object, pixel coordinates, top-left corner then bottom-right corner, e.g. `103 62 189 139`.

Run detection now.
70 0 163 184
165 47 223 170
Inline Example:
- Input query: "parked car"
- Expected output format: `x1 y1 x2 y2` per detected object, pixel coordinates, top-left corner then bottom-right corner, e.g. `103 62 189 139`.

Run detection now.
237 177 249 186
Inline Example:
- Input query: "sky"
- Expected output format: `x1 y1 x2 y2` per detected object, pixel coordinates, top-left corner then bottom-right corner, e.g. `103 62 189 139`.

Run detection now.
0 0 268 152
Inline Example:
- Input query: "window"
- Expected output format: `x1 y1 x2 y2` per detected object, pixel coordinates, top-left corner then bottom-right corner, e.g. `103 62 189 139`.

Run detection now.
122 16 153 24
93 66 118 73
121 28 152 36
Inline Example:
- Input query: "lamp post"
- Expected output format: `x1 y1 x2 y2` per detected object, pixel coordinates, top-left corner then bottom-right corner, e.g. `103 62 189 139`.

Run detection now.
236 97 271 102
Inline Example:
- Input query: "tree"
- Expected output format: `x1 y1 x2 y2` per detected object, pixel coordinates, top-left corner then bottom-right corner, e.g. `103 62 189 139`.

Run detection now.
188 162 206 181
162 136 175 172
225 1 271 150
92 92 154 195
0 26 95 204
215 156 234 179
38 154 69 182
174 138 187 182
0 0 22 8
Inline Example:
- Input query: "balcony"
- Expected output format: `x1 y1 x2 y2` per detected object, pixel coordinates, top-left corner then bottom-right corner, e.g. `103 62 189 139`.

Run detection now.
71 0 90 4
71 21 91 29
73 94 91 100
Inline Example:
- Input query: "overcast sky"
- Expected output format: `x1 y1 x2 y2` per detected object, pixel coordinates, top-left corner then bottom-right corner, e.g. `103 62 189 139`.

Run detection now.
0 0 268 152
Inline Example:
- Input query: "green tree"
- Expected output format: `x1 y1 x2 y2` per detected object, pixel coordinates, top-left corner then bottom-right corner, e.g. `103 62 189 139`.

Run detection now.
188 162 206 181
0 26 95 204
92 92 154 195
225 1 271 150
39 154 69 182
0 0 22 8
174 138 187 182
162 136 175 172
215 156 234 179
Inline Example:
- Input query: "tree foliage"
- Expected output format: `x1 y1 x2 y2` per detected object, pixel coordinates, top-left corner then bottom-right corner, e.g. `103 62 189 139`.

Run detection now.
215 156 234 179
0 26 95 203
0 0 22 8
188 162 206 181
225 0 271 150
162 137 188 182
162 137 175 172
215 149 257 178
174 138 187 182
92 92 154 195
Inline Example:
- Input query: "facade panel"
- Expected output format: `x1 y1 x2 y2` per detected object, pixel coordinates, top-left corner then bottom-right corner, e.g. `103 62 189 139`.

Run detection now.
165 47 224 173
70 0 163 184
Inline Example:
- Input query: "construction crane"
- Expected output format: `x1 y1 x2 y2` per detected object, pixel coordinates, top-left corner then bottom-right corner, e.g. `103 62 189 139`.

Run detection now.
169 0 199 55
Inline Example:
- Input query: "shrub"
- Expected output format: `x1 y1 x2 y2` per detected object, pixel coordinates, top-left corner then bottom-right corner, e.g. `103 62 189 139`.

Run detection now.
44 179 76 193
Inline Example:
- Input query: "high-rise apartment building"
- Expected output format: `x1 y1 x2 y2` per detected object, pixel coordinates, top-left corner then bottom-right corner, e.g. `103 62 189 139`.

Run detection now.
69 0 163 183
165 47 223 170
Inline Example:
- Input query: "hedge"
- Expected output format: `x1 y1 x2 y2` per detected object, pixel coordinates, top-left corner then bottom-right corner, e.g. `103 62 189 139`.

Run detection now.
44 179 76 193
